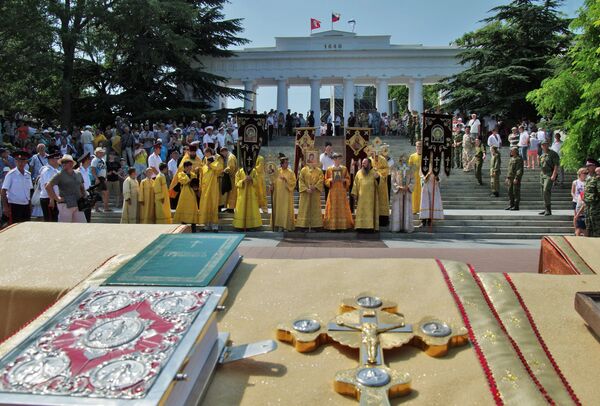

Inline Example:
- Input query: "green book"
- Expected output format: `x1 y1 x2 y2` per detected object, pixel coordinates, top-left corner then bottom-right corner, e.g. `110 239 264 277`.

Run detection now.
103 233 244 287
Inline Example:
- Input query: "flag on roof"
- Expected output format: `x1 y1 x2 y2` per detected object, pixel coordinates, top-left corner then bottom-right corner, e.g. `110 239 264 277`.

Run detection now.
332 13 341 23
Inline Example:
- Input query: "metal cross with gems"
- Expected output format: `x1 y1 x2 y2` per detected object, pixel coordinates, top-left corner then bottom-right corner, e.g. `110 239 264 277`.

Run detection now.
277 293 468 405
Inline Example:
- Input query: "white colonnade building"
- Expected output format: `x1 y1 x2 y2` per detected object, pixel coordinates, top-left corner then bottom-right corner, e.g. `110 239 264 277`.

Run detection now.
197 30 463 125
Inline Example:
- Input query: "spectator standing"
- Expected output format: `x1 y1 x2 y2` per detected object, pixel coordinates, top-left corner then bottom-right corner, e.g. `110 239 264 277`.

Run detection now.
121 126 135 166
527 131 539 170
91 147 110 212
106 151 121 208
29 144 48 180
508 127 519 148
46 154 86 223
38 151 61 222
77 153 93 222
147 143 162 178
133 143 148 179
467 113 481 138
1 151 33 223
517 125 529 165
550 133 564 184
80 125 94 157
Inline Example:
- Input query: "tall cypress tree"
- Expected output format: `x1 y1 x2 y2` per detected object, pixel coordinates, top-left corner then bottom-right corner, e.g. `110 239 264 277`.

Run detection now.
443 0 571 120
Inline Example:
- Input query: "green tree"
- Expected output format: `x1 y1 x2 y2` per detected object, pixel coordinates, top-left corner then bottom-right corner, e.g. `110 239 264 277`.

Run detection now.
527 0 600 169
389 84 440 113
0 0 246 127
443 0 571 120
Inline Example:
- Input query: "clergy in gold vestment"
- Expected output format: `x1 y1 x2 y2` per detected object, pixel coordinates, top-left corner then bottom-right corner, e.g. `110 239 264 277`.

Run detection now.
138 168 155 224
169 145 203 198
369 152 390 226
351 158 380 230
120 168 139 224
271 155 296 231
255 155 268 211
173 161 199 226
296 156 324 229
198 148 224 231
324 153 354 230
219 148 237 210
154 163 172 224
232 168 262 229
408 141 423 214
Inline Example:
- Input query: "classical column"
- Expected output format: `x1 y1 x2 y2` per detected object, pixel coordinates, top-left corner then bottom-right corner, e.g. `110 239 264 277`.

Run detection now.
243 80 256 112
276 79 288 113
310 79 321 119
343 78 355 126
409 78 423 114
376 79 389 115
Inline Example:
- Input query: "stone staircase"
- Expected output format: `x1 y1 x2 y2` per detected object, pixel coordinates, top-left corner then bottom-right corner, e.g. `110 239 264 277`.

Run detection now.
92 135 576 239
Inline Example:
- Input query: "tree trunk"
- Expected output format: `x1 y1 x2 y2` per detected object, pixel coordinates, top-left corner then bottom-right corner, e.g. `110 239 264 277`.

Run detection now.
61 41 75 128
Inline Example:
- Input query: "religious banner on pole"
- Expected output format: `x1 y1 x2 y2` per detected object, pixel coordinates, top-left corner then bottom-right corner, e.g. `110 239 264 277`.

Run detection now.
236 113 267 173
293 127 316 177
344 127 371 175
420 113 453 177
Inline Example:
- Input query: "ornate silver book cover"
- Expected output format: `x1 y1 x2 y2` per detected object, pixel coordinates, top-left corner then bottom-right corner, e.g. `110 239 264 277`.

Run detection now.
0 286 226 405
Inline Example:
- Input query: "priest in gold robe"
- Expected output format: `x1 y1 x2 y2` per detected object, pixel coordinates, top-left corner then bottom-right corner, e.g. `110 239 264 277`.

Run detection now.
121 167 139 224
138 168 155 224
219 147 237 212
154 163 172 224
408 141 423 215
296 153 324 229
178 143 203 172
324 152 354 230
232 167 262 230
369 151 390 226
255 155 268 212
198 148 223 231
351 158 379 231
173 161 199 232
271 154 296 231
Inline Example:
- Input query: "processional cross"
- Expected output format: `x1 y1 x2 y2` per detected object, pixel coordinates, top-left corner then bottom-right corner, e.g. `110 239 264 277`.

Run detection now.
277 293 468 405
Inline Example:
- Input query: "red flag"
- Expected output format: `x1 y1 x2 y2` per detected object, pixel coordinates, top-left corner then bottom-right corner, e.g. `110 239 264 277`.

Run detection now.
332 13 341 22
310 18 321 30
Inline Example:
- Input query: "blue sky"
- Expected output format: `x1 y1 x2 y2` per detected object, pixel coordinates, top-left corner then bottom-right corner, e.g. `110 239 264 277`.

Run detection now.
222 0 585 112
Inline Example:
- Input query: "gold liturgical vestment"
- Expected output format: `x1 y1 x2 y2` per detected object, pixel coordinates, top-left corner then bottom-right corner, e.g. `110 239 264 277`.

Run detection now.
351 169 379 230
153 173 172 224
120 176 139 224
138 177 155 224
271 167 296 231
296 166 323 228
255 155 268 211
408 152 422 214
370 155 389 217
220 153 237 209
324 165 354 230
198 157 223 225
173 172 199 224
232 168 262 229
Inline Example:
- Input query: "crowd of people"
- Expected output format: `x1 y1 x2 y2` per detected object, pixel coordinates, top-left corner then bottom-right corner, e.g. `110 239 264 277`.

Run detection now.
1 110 599 237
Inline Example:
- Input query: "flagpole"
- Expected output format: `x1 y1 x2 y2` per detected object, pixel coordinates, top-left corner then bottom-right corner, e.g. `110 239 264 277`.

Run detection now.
331 10 333 30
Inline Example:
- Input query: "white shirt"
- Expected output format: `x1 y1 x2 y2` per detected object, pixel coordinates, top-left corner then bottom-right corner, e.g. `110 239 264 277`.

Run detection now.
39 165 59 198
537 130 546 142
216 133 225 150
518 131 529 147
468 118 481 135
320 152 334 171
551 141 562 156
80 130 93 145
2 168 33 204
487 133 501 149
147 153 162 177
168 158 178 178
202 134 213 147
91 156 107 178
78 166 92 190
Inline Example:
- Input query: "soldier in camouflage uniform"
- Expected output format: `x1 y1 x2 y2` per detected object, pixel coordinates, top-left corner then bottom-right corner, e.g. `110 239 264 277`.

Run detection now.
538 139 560 216
584 160 600 237
489 146 501 197
473 138 485 185
505 146 523 211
